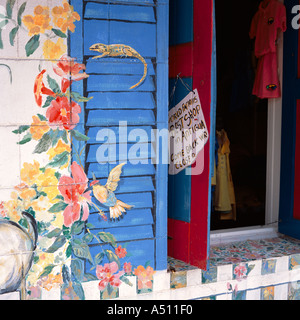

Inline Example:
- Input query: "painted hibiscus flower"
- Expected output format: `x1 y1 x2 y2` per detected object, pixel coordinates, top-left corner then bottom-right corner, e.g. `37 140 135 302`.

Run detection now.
96 261 124 291
58 162 91 227
46 96 81 130
53 54 89 93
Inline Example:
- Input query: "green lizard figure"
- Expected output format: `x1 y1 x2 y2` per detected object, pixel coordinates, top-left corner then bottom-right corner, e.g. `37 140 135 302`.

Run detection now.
90 43 148 90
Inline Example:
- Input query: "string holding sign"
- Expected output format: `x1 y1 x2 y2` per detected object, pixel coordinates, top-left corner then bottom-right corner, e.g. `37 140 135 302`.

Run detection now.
168 87 209 175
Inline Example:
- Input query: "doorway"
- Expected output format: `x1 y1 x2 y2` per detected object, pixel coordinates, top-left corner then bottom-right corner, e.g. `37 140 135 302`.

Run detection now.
211 0 268 230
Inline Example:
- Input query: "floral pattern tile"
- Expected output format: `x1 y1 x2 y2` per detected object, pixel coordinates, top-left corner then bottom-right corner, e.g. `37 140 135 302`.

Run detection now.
168 236 300 273
233 263 255 281
289 254 300 270
209 236 300 267
170 271 187 289
202 267 217 284
261 286 275 300
288 282 300 300
261 259 276 275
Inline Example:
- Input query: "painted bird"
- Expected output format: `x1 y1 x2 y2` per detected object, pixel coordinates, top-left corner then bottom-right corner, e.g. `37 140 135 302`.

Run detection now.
90 163 133 219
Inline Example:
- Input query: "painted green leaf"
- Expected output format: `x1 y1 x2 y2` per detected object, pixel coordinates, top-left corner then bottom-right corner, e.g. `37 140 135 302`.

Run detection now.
17 2 26 25
9 26 19 46
0 30 2 50
42 95 55 108
104 250 121 269
46 228 62 238
86 223 96 229
66 243 72 258
52 28 67 38
70 221 85 235
46 235 66 253
97 232 117 247
72 281 85 300
72 242 94 264
39 264 55 278
71 129 90 142
47 75 61 93
37 113 47 121
83 273 98 281
94 252 104 266
12 125 30 134
25 34 40 57
82 233 93 244
33 131 51 153
62 264 71 283
0 14 7 19
18 132 32 145
0 20 9 29
120 275 133 287
71 259 84 281
48 201 68 213
47 151 69 168
71 92 93 103
6 0 16 19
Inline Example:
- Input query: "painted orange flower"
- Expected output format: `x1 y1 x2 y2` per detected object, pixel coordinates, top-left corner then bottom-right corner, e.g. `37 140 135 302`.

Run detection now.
46 96 81 131
134 265 155 290
52 1 80 33
30 115 50 140
23 5 51 36
34 70 56 107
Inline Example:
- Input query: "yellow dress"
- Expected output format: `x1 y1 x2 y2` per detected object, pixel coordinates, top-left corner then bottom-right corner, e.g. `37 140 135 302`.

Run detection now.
213 130 236 221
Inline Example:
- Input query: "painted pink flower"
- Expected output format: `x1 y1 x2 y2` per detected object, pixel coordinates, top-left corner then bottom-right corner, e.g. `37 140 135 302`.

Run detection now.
123 262 132 275
96 261 124 291
115 245 127 259
46 96 81 130
234 264 247 281
58 162 91 227
53 54 89 92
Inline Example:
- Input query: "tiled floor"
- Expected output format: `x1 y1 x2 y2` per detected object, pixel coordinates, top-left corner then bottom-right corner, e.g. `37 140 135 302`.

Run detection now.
168 235 300 271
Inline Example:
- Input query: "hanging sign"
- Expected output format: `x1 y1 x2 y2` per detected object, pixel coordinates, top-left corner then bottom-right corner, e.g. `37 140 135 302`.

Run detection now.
168 89 209 175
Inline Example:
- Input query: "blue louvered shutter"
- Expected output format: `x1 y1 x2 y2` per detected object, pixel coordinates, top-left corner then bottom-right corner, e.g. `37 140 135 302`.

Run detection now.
70 0 168 271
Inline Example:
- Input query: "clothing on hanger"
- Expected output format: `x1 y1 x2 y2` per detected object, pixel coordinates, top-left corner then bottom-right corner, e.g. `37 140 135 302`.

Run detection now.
249 0 286 99
213 129 236 221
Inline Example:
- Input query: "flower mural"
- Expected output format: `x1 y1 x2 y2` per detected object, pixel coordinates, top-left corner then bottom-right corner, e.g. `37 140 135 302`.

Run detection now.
0 0 149 300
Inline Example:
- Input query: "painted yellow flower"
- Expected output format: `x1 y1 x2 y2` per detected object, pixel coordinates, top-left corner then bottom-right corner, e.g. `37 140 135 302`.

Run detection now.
47 139 71 169
15 183 37 201
3 196 22 222
20 160 41 186
52 1 80 33
41 273 64 291
31 195 58 223
43 38 67 60
35 168 59 201
48 139 71 160
52 212 64 229
23 5 51 36
30 115 50 140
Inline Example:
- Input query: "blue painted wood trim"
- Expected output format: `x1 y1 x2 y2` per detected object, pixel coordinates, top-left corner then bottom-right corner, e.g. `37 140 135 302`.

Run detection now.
206 0 217 266
69 0 85 167
279 0 298 229
155 0 169 271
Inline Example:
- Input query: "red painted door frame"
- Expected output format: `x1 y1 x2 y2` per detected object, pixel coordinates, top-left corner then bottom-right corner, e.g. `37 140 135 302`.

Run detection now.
168 0 214 270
